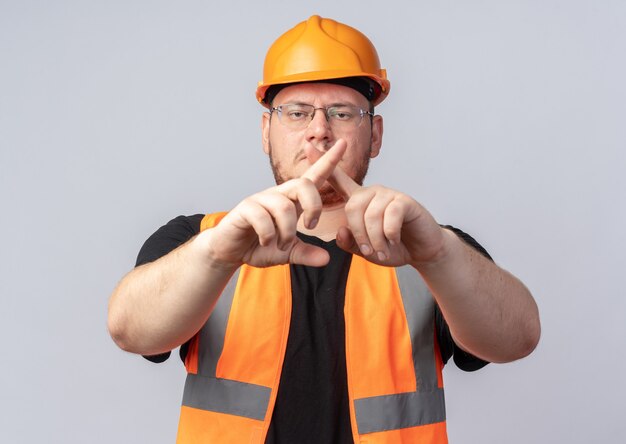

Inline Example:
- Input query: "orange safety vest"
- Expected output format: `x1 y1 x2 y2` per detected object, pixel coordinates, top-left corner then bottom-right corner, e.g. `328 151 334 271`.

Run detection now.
176 213 448 444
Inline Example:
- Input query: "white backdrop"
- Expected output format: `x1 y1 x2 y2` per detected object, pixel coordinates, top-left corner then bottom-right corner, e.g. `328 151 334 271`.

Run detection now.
1 1 625 442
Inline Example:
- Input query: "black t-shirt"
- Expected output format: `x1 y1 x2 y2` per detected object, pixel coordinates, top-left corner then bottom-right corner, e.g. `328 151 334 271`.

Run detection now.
136 214 490 443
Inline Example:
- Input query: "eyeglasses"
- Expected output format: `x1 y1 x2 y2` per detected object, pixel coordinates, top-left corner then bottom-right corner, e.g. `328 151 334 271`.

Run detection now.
270 104 373 130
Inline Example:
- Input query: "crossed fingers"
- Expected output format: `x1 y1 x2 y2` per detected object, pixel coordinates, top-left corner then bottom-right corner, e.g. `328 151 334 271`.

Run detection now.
303 142 360 200
304 141 417 263
276 139 347 230
237 140 347 250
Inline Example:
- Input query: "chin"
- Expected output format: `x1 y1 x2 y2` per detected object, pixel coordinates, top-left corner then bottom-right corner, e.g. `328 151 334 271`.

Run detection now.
319 184 345 206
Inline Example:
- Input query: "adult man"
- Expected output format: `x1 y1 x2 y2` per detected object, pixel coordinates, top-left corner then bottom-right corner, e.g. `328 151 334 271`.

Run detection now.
108 15 540 443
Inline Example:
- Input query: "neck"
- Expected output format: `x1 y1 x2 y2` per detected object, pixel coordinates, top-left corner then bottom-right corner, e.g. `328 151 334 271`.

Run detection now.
297 202 347 241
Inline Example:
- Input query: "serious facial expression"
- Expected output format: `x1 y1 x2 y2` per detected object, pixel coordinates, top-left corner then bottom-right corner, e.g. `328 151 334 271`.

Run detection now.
261 83 383 206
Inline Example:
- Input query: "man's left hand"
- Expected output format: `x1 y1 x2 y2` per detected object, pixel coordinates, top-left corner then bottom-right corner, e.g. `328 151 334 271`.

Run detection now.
305 144 449 268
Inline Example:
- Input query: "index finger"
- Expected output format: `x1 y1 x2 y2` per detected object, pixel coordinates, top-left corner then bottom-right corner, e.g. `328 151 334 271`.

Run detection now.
300 140 347 189
304 141 361 199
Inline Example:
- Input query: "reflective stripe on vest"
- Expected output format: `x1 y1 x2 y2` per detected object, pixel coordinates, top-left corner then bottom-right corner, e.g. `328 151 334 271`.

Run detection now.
181 268 272 421
344 255 446 443
177 213 447 443
352 264 445 435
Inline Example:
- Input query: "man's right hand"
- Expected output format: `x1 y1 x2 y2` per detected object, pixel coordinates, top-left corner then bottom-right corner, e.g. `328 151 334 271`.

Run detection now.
109 140 346 354
200 140 347 269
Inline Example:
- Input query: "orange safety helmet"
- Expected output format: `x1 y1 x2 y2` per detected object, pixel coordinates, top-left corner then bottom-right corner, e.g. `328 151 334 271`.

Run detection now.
256 15 390 107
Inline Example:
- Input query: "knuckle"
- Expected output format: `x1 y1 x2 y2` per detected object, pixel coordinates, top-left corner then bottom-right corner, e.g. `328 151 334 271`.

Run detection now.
384 224 401 239
256 222 275 238
385 202 403 217
275 199 293 215
364 184 384 194
395 193 414 206
241 195 257 206
290 177 304 187
352 232 368 244
297 177 314 187
364 213 381 231
351 187 368 198
291 177 314 191
306 201 323 213
276 207 290 220
344 200 356 213
344 198 365 213
259 234 274 245
364 201 383 218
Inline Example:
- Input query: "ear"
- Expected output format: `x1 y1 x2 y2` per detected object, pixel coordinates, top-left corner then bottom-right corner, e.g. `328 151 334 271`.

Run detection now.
370 115 383 158
262 112 271 154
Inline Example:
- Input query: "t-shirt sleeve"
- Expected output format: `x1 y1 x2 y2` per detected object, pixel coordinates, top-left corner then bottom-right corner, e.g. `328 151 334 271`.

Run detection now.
135 214 204 267
435 225 492 372
136 214 204 363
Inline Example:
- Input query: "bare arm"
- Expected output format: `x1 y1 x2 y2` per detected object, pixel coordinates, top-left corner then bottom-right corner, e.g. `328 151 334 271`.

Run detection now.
414 228 540 363
310 146 540 363
107 142 348 355
107 230 238 355
336 203 540 363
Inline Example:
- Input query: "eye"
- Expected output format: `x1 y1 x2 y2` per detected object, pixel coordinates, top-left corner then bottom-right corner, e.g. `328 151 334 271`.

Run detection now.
329 107 355 121
287 111 307 120
283 105 312 121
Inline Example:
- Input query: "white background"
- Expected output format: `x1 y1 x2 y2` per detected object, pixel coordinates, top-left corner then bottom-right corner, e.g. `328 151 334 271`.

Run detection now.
1 1 625 442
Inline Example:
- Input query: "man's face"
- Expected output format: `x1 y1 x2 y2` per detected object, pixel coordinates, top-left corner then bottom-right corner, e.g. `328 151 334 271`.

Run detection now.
262 82 383 206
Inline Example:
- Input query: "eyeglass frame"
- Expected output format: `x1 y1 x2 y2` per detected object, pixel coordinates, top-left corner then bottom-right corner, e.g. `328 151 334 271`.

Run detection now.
269 103 374 130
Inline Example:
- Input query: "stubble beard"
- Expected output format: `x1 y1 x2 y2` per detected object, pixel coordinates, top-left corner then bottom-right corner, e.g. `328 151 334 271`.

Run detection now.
268 141 371 207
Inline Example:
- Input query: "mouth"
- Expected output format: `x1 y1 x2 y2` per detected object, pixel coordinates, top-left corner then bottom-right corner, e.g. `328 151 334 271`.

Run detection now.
293 149 306 164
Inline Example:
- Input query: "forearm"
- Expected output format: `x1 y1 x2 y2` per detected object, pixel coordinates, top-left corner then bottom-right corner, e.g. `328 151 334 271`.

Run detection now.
107 229 237 355
415 228 540 363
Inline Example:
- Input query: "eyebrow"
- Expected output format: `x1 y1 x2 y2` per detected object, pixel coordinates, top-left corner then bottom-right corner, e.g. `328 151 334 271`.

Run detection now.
327 102 355 108
284 101 358 108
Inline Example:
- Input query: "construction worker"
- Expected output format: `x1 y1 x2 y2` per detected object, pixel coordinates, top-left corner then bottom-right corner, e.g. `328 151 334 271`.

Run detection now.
108 15 540 443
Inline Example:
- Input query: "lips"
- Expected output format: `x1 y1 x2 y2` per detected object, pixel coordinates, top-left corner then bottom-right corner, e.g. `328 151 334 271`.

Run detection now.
293 149 306 164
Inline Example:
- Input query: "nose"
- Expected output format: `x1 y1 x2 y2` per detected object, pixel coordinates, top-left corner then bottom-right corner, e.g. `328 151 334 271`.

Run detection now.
305 108 333 149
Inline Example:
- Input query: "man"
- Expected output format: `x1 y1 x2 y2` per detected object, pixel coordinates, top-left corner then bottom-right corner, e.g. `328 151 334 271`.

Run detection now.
108 15 540 443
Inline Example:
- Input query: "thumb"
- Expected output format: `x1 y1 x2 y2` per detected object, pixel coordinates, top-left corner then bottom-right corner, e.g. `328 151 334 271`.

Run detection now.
288 239 330 267
336 226 362 256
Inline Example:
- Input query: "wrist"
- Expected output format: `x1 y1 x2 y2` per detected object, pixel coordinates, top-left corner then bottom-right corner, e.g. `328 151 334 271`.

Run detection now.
411 227 457 273
193 228 242 274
